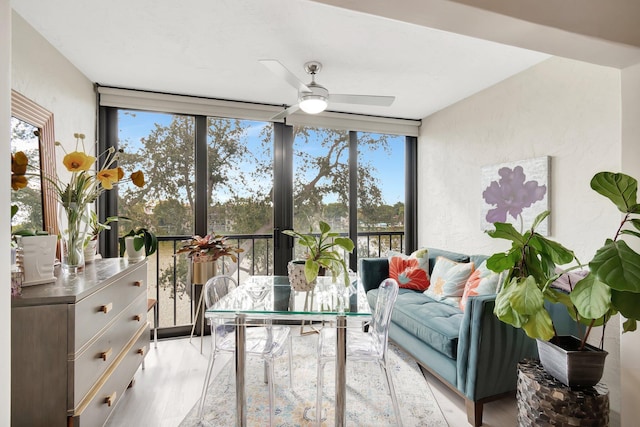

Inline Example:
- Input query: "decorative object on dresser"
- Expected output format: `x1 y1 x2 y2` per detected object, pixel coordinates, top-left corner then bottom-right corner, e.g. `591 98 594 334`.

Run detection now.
14 234 57 286
119 226 158 262
45 133 145 273
487 171 640 387
11 258 149 427
84 212 118 263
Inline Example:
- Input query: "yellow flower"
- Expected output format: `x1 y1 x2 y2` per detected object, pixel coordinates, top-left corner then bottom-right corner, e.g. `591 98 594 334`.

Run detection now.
96 168 120 190
63 151 96 172
131 170 145 188
12 151 28 175
117 167 124 180
11 174 28 191
11 151 29 191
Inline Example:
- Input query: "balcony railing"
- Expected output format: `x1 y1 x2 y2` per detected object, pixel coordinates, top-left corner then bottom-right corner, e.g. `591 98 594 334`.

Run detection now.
144 230 404 335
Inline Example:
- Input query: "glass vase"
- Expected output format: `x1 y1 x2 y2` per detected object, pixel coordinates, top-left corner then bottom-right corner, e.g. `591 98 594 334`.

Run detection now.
58 202 90 274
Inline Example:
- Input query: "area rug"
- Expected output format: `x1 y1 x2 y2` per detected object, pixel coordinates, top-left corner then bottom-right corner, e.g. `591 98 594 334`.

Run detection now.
180 334 448 426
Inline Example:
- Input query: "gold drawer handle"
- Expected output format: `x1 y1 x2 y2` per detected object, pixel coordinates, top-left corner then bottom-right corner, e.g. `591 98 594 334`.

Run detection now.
101 348 113 362
134 280 143 287
137 346 147 357
100 303 113 314
134 314 142 322
105 391 117 407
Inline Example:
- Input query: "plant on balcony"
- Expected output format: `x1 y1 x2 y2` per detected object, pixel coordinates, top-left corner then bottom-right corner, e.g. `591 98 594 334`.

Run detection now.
176 233 244 263
283 221 355 287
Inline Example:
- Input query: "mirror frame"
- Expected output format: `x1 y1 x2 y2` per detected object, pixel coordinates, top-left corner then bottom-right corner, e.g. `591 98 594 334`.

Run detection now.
11 90 59 236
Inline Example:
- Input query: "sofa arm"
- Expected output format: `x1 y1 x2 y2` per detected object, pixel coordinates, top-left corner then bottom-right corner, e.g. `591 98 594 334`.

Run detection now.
358 258 389 293
456 294 537 401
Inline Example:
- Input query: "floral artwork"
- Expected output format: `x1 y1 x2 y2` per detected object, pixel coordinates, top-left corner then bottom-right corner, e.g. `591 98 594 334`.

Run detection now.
481 156 550 235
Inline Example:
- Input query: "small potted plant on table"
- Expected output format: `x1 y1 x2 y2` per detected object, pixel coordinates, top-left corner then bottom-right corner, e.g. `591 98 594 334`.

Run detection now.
282 221 355 291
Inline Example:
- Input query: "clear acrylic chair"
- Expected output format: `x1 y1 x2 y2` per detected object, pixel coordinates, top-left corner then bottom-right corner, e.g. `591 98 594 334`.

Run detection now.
315 278 402 426
197 275 293 426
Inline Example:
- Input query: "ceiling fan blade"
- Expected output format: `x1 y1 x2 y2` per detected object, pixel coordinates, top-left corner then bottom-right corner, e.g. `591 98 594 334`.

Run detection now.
270 104 300 121
329 94 395 107
260 60 310 93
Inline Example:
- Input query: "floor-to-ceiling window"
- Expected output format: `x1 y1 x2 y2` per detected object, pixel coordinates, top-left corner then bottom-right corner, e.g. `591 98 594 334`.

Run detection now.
98 90 416 336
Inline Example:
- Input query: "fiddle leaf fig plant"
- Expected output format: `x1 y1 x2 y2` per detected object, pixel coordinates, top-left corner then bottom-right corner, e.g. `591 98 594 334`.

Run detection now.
487 171 640 349
283 221 355 287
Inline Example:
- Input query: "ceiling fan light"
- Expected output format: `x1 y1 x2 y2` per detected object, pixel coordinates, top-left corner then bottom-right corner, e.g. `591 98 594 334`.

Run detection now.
299 95 328 114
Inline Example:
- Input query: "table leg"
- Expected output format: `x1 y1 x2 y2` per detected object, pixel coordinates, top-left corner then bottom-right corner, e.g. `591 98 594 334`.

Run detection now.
335 315 347 427
236 313 247 427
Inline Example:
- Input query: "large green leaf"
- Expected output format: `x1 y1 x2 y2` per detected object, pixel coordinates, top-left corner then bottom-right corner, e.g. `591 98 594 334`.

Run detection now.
487 222 525 245
530 210 551 232
522 309 555 341
508 276 544 315
590 172 638 213
630 218 640 231
319 221 331 235
611 289 640 320
590 239 640 292
334 237 355 252
529 234 576 265
546 288 578 320
621 230 640 239
494 278 525 328
623 318 638 333
486 249 520 273
570 273 611 320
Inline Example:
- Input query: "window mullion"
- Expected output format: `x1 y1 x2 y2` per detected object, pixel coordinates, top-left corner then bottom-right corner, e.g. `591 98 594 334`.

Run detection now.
194 115 208 236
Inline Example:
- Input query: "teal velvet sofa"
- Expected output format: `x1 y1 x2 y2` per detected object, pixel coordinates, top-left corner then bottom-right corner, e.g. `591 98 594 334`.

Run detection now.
360 248 537 427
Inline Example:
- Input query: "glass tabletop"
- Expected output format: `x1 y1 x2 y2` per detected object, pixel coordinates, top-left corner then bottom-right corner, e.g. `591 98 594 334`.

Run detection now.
205 275 372 319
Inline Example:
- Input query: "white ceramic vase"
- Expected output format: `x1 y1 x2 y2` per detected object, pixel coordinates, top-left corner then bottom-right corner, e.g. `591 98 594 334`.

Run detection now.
125 236 146 262
18 235 58 286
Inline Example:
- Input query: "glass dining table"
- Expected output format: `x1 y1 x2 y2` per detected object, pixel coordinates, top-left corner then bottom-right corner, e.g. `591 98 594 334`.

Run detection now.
204 275 372 427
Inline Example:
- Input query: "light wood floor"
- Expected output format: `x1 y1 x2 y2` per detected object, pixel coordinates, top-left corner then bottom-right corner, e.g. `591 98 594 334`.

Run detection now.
107 334 517 427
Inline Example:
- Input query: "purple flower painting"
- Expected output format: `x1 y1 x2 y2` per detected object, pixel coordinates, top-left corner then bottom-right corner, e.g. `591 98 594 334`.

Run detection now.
481 157 550 235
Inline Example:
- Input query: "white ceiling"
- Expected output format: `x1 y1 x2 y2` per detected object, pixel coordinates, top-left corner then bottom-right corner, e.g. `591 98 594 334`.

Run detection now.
12 0 550 120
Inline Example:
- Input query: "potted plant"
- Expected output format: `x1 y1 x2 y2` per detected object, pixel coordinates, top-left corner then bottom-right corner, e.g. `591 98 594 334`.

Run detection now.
486 171 640 386
119 227 158 262
176 233 244 284
282 221 355 290
84 212 119 262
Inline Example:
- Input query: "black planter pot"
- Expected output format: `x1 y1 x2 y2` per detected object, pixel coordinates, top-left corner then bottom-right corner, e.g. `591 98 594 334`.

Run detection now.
536 336 608 387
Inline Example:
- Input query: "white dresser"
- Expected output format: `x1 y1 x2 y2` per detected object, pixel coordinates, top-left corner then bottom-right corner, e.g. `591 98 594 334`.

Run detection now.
11 258 149 427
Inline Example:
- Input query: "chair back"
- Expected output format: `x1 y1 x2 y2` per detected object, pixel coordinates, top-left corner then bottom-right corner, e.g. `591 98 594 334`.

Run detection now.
370 278 399 355
203 275 239 309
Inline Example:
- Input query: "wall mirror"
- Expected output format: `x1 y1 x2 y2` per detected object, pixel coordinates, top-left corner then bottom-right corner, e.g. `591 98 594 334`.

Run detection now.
10 90 58 236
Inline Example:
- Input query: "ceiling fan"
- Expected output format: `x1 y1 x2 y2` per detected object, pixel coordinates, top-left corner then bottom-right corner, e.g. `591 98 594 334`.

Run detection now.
259 59 395 120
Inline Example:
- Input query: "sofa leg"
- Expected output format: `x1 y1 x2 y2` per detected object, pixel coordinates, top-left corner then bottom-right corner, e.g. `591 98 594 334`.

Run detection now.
465 399 483 427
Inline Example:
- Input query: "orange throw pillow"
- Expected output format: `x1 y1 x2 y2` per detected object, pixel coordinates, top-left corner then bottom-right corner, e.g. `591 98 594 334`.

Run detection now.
388 250 430 291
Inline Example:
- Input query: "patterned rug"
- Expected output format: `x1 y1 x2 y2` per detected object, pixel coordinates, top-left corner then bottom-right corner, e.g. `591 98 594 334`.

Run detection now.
180 333 448 426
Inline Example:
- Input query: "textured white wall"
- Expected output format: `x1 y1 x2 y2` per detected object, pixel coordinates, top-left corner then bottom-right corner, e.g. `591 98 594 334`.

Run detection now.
11 12 96 163
1 0 11 424
418 55 622 424
418 56 620 260
620 62 640 427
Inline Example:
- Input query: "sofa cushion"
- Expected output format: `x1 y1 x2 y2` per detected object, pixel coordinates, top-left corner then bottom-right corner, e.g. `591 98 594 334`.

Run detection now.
368 288 463 359
388 248 430 291
459 259 504 311
426 248 470 275
424 256 474 307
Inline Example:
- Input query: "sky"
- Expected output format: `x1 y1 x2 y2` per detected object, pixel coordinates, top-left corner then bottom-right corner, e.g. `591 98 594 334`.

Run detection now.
118 110 405 204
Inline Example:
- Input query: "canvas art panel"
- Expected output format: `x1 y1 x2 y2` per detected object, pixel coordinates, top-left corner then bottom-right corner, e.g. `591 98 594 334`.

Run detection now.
481 156 550 235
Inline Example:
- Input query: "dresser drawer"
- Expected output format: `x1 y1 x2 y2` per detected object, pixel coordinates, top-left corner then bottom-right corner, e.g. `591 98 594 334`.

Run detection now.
72 325 149 427
72 263 146 352
71 292 148 409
